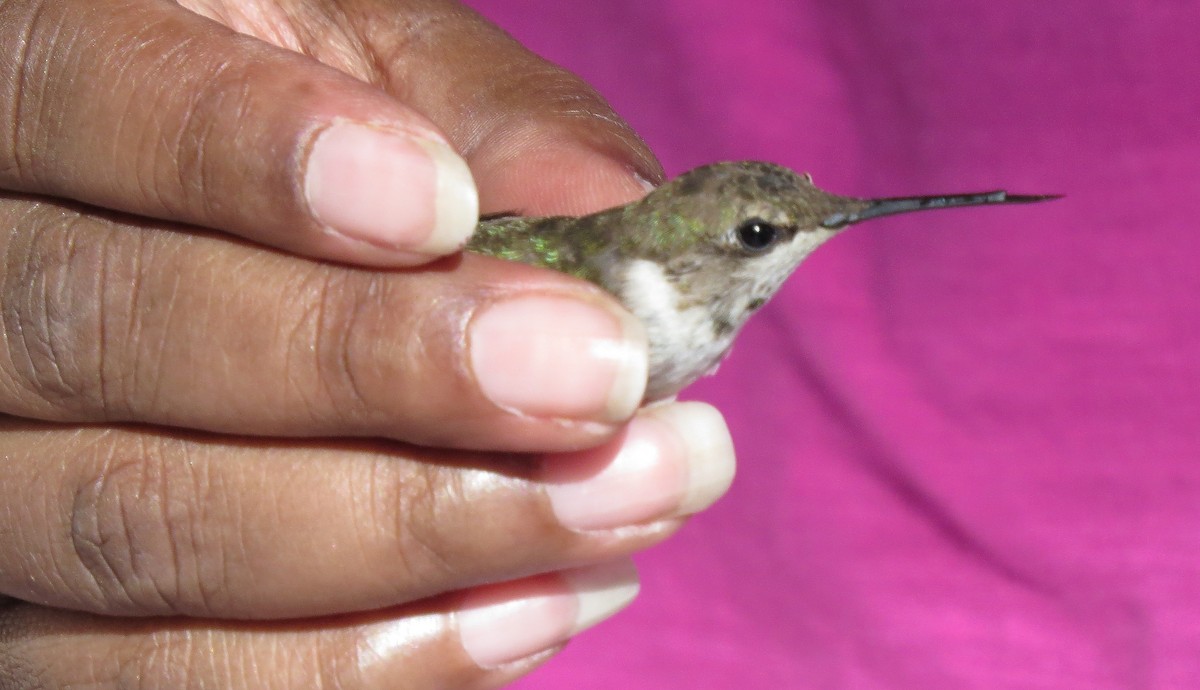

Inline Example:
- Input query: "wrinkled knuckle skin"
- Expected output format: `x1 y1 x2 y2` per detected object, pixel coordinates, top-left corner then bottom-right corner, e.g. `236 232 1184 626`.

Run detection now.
295 269 397 427
0 204 174 420
169 54 265 222
67 435 219 616
377 455 554 600
0 208 116 416
0 0 65 190
293 267 474 446
378 461 464 597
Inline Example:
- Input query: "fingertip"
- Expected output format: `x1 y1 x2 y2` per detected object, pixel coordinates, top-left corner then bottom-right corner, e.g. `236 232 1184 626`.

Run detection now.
467 291 649 425
470 129 662 217
418 137 481 256
455 560 639 670
303 121 479 264
542 402 735 533
643 402 737 516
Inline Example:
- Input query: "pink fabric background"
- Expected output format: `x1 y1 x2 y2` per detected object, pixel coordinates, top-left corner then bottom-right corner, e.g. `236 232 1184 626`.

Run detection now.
466 1 1200 687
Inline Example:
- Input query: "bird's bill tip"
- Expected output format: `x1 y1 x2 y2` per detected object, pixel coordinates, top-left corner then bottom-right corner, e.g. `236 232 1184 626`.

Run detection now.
1001 192 1064 203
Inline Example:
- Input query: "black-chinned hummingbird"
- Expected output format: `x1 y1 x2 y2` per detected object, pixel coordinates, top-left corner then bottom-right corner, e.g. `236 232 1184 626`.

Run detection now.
467 161 1056 401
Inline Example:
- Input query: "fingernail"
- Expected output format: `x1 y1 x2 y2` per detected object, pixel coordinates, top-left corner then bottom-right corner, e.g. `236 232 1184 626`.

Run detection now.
304 121 478 255
544 401 736 531
631 169 659 193
469 295 648 422
457 560 639 669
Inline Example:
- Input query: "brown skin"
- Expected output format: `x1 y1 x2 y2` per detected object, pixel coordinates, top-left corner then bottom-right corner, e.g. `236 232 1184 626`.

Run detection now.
0 1 689 687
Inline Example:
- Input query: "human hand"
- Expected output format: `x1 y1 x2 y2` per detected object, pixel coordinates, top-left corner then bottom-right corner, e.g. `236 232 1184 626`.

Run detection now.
0 0 735 687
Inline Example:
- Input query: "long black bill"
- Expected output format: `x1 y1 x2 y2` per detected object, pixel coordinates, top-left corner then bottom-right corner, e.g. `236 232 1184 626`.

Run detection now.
820 191 1061 230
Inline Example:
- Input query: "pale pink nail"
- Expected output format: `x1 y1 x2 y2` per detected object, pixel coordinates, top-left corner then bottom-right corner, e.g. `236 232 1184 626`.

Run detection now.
469 295 648 422
457 560 639 669
544 402 737 531
304 121 477 254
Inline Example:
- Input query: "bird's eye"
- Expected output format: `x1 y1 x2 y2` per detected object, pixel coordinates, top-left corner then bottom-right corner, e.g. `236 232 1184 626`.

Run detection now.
736 218 780 252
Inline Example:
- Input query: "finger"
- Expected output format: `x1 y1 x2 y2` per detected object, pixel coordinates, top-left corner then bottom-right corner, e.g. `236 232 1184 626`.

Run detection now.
0 0 477 266
0 404 733 618
2 561 639 689
281 0 666 215
0 196 646 450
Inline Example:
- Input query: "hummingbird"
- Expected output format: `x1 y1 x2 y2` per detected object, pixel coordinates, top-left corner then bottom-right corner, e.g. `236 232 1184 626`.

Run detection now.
467 161 1056 402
